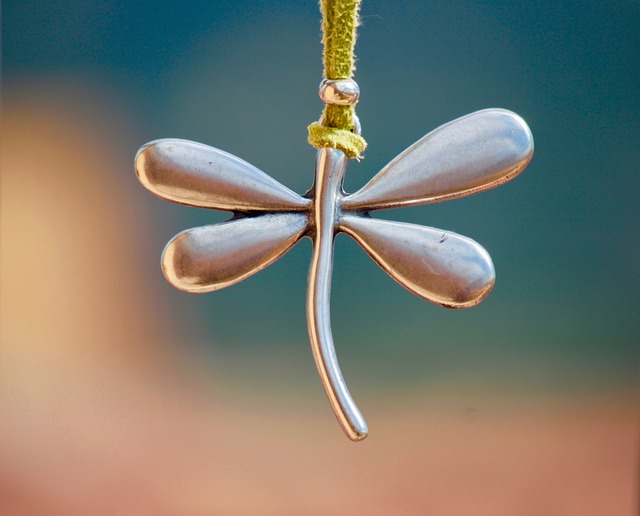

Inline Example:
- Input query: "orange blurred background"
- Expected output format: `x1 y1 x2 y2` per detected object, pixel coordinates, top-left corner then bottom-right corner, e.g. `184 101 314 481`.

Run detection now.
2 2 639 514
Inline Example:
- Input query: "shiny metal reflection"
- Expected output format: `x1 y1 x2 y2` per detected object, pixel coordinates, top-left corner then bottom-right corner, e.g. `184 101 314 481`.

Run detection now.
135 108 533 441
163 213 308 293
308 149 368 440
340 216 495 308
344 109 533 211
319 78 360 105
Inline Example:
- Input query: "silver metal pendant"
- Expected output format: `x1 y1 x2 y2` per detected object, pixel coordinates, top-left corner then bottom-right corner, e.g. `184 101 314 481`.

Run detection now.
136 105 533 441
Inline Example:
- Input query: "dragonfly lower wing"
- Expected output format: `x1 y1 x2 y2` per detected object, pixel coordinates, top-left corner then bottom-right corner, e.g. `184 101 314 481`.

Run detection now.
136 139 309 212
340 215 495 308
162 213 308 293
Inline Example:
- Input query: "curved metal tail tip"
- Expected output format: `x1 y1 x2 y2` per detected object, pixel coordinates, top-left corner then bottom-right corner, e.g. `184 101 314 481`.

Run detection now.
345 421 369 442
308 147 371 442
334 385 369 441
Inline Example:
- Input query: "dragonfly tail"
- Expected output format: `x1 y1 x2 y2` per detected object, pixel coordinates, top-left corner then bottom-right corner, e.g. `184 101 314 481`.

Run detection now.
307 232 368 441
306 148 368 442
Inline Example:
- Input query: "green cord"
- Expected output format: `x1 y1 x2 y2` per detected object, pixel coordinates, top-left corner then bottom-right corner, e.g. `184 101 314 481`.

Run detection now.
307 0 367 159
322 0 359 79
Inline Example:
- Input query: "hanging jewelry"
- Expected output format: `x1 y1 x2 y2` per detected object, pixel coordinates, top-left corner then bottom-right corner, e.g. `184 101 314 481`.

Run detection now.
135 0 533 441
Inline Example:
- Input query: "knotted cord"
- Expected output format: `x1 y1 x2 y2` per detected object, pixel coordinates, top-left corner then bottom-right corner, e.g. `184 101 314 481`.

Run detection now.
307 0 367 159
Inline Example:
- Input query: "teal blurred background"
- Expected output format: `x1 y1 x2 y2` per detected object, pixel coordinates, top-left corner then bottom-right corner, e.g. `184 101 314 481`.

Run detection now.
2 1 639 513
4 0 640 393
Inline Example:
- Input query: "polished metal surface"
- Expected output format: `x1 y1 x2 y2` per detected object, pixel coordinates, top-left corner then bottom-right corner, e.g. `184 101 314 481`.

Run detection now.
162 213 307 293
319 78 360 105
339 216 494 308
352 114 361 136
136 139 308 212
307 149 368 441
135 108 533 441
344 109 534 211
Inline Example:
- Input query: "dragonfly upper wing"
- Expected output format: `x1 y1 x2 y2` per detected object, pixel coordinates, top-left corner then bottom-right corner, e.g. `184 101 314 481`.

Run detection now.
343 109 533 211
340 215 495 308
136 139 308 212
163 213 307 293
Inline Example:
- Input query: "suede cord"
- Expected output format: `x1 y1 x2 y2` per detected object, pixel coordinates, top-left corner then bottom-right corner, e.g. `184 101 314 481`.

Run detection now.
307 0 367 159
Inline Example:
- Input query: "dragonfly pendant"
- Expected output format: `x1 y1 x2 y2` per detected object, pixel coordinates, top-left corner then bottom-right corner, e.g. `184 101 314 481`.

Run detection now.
136 108 533 441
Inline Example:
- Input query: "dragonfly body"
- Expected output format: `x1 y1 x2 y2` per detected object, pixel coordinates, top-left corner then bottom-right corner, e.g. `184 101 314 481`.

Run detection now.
308 148 368 440
136 108 533 440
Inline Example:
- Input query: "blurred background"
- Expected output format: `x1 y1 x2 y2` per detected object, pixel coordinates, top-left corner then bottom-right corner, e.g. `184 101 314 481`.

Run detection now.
2 1 639 514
